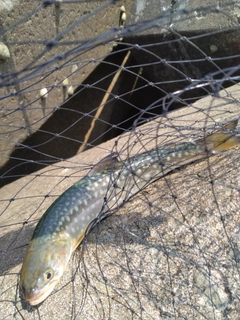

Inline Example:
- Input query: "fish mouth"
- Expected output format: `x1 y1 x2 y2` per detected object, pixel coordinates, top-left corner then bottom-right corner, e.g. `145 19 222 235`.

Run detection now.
21 280 59 306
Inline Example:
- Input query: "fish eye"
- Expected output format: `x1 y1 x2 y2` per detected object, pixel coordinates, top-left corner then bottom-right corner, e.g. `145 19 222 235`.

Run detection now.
44 268 54 282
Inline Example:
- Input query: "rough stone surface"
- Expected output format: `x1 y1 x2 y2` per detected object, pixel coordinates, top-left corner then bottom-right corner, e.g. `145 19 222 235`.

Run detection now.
1 84 240 319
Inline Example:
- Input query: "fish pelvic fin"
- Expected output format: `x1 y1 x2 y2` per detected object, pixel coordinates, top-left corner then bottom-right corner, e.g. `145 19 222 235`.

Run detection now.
203 119 240 152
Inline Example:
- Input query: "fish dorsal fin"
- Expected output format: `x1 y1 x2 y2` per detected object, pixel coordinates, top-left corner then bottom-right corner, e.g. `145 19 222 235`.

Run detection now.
88 152 120 176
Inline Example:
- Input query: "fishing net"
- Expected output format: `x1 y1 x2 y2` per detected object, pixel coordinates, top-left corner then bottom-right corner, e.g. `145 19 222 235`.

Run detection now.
1 0 240 319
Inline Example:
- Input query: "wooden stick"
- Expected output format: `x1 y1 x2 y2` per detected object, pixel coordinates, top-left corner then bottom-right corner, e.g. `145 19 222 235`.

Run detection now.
78 50 131 153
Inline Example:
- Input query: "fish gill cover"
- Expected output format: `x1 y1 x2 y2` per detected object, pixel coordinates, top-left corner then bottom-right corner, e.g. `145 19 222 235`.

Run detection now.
1 0 240 319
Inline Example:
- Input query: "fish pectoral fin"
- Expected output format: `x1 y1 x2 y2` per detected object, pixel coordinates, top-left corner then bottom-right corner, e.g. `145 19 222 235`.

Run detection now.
73 233 85 251
88 152 120 176
73 219 98 251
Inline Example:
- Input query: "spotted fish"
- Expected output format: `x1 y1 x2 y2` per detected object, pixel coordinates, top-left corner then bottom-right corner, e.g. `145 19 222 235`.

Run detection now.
20 119 240 305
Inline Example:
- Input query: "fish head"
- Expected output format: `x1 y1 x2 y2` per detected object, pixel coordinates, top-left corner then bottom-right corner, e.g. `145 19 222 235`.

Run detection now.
20 237 72 306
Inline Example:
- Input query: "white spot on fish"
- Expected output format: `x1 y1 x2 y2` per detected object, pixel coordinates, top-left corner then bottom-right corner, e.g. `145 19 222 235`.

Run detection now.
166 156 171 161
94 192 99 198
74 206 78 212
178 153 182 158
136 168 142 175
83 199 88 206
94 182 99 188
66 216 70 222
143 173 151 179
172 153 176 158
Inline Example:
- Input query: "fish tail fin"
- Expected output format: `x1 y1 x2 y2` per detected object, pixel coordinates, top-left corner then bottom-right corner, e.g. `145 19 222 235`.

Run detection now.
203 119 240 152
212 136 240 152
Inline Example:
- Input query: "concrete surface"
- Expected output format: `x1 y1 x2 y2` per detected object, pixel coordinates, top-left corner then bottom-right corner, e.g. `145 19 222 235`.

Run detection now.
1 83 240 319
125 0 240 95
0 47 164 187
0 0 133 167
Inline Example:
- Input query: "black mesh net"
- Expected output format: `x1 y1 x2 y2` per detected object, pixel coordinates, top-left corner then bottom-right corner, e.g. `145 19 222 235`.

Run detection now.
1 0 240 319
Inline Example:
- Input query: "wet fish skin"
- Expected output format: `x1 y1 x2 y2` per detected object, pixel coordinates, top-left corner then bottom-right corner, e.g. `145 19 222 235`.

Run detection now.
20 119 240 306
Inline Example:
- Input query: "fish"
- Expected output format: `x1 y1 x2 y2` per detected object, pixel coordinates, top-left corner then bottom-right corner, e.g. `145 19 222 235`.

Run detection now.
20 119 240 306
